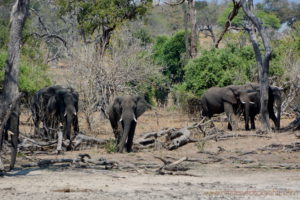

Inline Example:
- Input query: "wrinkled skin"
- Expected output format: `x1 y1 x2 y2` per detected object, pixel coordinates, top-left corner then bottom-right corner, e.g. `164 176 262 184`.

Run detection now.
201 85 254 131
32 85 79 150
243 83 282 130
107 96 150 153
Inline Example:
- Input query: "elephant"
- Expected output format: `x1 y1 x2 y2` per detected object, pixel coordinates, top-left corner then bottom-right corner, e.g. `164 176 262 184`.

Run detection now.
107 96 150 153
242 83 282 130
32 85 79 150
200 85 255 130
0 105 20 171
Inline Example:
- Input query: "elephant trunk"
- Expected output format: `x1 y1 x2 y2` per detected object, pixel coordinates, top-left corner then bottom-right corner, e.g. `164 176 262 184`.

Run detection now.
118 113 136 153
275 97 281 130
64 106 76 150
244 102 250 131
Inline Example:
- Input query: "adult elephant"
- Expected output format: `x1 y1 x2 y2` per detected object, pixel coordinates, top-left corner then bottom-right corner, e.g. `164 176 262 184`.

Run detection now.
0 105 20 171
201 85 254 130
107 96 150 153
243 83 282 130
32 85 79 150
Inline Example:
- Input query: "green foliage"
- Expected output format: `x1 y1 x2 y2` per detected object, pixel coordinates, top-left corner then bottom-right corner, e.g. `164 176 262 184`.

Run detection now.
183 44 256 96
57 0 152 35
152 35 168 65
133 28 152 46
104 139 117 153
218 3 281 29
256 10 280 29
0 50 51 94
152 31 186 83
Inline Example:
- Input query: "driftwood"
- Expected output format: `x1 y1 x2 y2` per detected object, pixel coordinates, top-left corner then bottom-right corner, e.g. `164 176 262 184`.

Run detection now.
18 133 109 153
259 142 300 152
236 163 300 170
134 121 218 151
73 134 109 150
282 116 300 131
155 156 189 174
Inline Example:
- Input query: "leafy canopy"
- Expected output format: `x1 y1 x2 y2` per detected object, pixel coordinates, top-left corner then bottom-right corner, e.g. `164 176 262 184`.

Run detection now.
56 0 152 35
152 31 186 84
218 3 280 29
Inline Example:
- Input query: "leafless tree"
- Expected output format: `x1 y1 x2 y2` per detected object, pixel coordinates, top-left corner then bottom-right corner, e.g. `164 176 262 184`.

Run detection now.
66 27 161 131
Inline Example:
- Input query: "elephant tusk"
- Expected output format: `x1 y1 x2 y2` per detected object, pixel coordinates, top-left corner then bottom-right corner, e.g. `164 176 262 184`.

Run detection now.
241 101 246 104
64 112 67 117
133 114 137 122
250 101 255 104
74 112 77 116
8 130 14 136
119 118 123 122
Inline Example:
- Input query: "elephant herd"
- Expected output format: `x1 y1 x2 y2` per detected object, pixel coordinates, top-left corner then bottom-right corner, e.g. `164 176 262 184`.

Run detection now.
201 83 282 131
1 83 282 171
31 85 150 153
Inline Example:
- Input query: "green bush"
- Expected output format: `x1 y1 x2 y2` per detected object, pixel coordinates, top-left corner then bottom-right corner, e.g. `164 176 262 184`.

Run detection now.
183 44 255 96
152 31 186 84
0 50 51 94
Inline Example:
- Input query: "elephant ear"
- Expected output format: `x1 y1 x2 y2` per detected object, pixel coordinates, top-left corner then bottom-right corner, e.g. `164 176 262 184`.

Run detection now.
134 96 151 118
222 89 238 104
47 95 57 114
109 96 122 121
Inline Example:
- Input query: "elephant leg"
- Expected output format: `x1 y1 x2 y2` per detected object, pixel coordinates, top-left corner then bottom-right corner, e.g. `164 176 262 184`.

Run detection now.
9 109 20 171
227 122 232 131
269 108 278 129
224 102 237 131
251 115 256 130
73 116 79 135
126 122 136 153
244 113 250 131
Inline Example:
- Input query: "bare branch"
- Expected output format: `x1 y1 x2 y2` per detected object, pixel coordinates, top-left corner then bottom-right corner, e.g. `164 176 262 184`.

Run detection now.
164 0 185 6
214 0 241 48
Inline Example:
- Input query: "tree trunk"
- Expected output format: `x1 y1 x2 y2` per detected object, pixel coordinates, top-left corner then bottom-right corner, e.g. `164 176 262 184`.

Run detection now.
241 0 272 131
188 0 197 58
0 0 29 170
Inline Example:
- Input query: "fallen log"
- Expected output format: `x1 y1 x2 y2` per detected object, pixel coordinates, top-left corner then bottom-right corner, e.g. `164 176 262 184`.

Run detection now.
259 142 300 152
155 156 189 174
73 134 109 150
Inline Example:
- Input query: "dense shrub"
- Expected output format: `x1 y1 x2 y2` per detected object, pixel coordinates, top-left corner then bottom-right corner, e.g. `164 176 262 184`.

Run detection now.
0 50 51 94
152 31 186 84
183 44 255 96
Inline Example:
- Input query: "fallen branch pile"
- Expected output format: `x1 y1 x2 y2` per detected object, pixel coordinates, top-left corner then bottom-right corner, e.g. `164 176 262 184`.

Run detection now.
134 120 220 151
259 142 300 152
18 133 110 154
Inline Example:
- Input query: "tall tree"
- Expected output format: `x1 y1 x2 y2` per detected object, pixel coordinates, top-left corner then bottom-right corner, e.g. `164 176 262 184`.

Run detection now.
0 0 29 171
216 0 274 131
241 0 273 131
165 0 198 58
57 0 152 57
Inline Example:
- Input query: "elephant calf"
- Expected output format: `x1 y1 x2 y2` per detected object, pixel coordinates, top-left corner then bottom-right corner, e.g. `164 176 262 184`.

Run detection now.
107 96 150 153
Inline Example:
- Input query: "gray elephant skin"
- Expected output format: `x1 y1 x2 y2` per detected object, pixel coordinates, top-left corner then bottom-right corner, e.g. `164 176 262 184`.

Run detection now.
242 83 282 130
0 105 20 171
32 85 79 150
107 96 150 153
201 85 254 130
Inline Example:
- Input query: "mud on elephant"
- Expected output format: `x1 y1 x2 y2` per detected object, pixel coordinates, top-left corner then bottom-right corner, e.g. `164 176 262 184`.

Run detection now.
31 85 79 150
107 96 151 153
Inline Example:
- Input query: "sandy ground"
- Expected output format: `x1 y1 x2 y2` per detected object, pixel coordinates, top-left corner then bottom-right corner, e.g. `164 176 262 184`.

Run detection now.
1 110 300 200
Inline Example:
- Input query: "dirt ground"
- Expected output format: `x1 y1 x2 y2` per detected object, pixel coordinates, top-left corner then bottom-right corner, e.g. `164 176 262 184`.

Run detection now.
1 109 300 200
